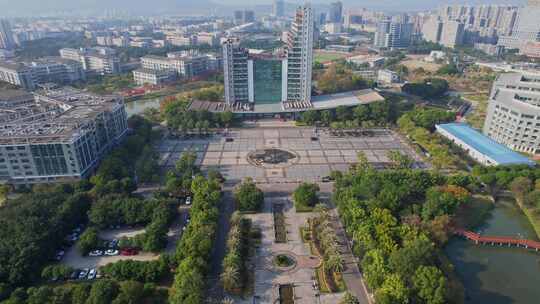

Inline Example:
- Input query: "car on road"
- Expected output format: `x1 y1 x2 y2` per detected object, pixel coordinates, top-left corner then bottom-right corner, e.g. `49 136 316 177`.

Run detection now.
120 248 138 256
88 250 104 257
87 268 96 280
69 270 80 280
185 196 191 205
55 250 65 261
78 268 89 280
108 239 119 249
105 249 119 256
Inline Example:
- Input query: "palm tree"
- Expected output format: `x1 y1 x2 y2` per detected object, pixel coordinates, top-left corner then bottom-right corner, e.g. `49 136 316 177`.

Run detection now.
326 254 345 273
221 265 241 291
314 203 329 215
221 298 235 304
339 292 359 304
230 211 242 227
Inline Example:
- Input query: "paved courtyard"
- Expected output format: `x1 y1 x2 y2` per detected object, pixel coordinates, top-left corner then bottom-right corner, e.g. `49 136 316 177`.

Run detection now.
239 191 344 304
156 127 422 183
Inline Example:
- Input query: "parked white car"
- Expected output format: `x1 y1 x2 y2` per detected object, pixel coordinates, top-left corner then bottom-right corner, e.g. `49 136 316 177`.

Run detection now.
78 268 89 280
88 250 104 257
105 249 119 256
87 268 96 280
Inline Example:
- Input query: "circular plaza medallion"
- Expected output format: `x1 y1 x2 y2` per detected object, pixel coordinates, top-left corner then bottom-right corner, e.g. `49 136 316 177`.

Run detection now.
247 148 299 169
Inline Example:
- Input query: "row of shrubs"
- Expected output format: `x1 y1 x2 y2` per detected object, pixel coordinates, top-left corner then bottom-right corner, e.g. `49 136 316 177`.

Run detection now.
221 212 252 294
169 176 222 303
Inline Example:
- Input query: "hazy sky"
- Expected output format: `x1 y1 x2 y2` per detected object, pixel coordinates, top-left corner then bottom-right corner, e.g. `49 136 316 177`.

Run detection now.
0 0 528 16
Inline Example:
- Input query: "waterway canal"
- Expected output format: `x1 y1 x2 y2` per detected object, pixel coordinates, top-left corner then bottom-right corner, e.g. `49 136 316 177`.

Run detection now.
445 198 540 304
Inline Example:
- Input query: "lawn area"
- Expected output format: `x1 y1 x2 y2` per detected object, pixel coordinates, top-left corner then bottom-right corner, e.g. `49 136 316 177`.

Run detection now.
401 59 442 73
464 93 489 129
314 51 347 63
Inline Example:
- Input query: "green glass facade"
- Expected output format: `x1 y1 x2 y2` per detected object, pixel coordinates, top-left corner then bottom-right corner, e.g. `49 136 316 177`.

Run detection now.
253 59 282 104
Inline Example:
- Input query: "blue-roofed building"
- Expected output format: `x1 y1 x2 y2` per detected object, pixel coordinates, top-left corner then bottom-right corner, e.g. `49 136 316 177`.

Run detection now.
436 123 535 166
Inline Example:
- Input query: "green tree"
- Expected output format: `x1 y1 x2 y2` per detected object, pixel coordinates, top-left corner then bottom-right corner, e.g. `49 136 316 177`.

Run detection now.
509 176 533 202
387 150 414 169
293 183 320 210
361 249 388 290
301 110 320 125
87 280 118 304
112 281 144 304
27 286 53 304
412 266 448 304
71 284 91 304
219 111 234 127
320 110 334 126
375 274 409 304
234 178 264 212
78 227 100 255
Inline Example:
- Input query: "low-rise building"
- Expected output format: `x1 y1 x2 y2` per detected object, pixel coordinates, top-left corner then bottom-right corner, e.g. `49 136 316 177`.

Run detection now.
0 87 128 185
353 69 377 81
325 44 354 52
0 57 85 90
377 69 400 85
60 47 120 75
436 123 534 166
346 55 385 68
134 51 221 85
474 43 504 57
424 50 446 62
166 34 197 47
133 68 176 86
520 42 540 59
0 62 35 90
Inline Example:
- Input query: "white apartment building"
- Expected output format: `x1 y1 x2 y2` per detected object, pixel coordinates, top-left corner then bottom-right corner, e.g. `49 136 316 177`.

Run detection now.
60 47 120 75
484 72 540 154
0 58 85 90
134 52 221 85
0 88 128 185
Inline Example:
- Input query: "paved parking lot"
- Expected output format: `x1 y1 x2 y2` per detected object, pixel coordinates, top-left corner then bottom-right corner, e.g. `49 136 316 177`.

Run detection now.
62 208 188 270
156 128 422 183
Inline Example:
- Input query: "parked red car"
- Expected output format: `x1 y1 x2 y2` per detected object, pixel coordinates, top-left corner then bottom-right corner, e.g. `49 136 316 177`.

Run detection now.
120 248 139 256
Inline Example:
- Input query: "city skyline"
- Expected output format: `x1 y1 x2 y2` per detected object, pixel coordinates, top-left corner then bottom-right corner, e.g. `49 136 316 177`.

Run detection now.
0 0 529 16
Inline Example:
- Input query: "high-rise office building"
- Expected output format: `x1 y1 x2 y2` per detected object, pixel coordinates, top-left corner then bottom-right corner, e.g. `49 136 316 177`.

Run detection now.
0 19 16 50
273 0 285 17
422 17 444 43
223 5 313 108
286 5 314 103
328 1 343 24
234 10 256 25
498 0 539 50
483 72 540 154
374 18 413 49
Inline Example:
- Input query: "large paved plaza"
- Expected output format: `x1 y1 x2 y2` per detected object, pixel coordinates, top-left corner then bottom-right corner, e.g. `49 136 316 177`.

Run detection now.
155 127 422 183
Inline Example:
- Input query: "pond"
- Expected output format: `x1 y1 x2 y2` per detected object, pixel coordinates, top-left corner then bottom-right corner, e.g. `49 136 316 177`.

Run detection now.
445 198 540 304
